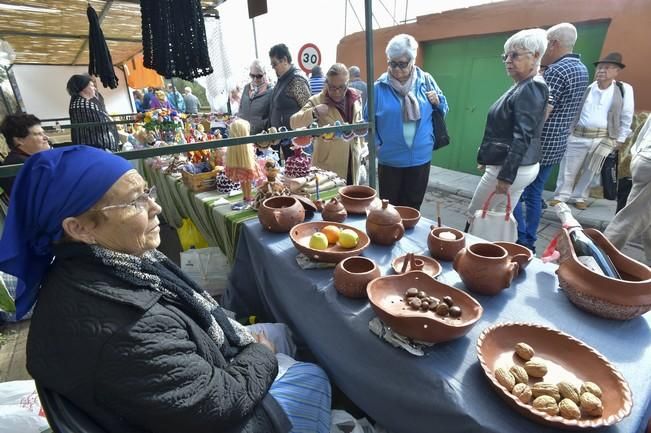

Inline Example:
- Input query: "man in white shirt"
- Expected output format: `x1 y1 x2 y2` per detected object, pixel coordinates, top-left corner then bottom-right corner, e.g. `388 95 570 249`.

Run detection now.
550 52 634 209
604 115 651 265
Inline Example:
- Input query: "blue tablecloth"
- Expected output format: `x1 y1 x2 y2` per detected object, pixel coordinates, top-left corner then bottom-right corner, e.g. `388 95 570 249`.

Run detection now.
224 215 651 433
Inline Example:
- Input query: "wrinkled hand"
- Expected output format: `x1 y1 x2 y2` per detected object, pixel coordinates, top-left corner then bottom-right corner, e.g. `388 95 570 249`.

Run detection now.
495 180 510 194
425 91 440 106
314 104 329 119
254 332 276 354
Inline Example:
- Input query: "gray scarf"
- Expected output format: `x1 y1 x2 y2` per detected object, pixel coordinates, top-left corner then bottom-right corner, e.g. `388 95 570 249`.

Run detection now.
388 70 420 122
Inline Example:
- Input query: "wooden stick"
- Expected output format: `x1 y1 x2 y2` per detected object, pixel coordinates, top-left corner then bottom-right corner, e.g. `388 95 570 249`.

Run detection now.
436 201 442 227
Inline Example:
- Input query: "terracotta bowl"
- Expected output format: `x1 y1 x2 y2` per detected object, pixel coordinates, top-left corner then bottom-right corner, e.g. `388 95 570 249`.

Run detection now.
476 322 632 429
391 254 441 279
290 221 370 263
494 242 533 274
366 271 483 343
427 226 466 261
394 206 421 229
556 228 651 320
334 256 381 298
338 185 380 214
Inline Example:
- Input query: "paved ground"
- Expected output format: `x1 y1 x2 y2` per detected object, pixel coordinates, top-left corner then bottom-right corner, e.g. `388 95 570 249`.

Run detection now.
421 166 645 263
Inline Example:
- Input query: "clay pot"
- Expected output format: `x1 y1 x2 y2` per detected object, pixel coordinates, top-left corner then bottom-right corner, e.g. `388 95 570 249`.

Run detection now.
334 256 381 298
453 243 519 295
556 228 651 320
394 206 421 229
494 242 533 274
427 226 466 261
258 196 305 233
319 197 348 223
365 199 405 245
338 185 378 214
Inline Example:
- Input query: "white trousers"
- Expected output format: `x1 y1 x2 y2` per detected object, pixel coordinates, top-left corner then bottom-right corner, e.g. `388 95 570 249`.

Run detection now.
553 134 602 202
604 155 651 265
467 164 540 218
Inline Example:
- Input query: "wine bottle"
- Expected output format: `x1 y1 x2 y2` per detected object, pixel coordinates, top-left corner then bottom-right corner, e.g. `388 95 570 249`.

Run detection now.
554 203 621 278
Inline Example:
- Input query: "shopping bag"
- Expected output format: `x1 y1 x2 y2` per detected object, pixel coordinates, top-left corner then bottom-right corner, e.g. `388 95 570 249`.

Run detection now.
468 191 518 242
600 150 618 200
180 247 230 296
177 218 209 251
0 380 50 433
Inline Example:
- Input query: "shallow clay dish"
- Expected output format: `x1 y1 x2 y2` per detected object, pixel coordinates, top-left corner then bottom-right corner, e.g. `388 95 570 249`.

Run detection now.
367 271 483 343
476 322 632 429
391 254 441 279
394 206 421 229
495 242 533 274
290 221 370 263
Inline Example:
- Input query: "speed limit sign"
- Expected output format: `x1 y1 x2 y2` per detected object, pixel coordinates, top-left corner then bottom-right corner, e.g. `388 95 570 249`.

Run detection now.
297 43 322 74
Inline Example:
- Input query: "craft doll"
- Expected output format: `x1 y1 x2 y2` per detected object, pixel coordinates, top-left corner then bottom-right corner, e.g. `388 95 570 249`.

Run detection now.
225 118 263 202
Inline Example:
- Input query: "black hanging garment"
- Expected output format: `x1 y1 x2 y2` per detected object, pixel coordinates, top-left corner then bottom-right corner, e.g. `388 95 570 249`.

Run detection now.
140 0 213 80
87 4 119 89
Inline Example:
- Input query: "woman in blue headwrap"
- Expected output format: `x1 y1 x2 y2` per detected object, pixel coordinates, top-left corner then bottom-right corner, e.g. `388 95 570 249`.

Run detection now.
0 146 331 433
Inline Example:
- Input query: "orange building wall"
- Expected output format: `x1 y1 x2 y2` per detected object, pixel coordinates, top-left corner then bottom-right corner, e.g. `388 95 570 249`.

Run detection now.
337 0 651 110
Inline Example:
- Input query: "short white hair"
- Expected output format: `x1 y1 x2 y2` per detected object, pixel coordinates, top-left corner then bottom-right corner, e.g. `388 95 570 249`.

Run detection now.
547 23 578 50
504 28 548 66
184 87 192 94
249 59 266 75
385 34 418 61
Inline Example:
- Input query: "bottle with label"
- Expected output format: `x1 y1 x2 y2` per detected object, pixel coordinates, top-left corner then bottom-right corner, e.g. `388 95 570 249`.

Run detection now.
554 203 621 279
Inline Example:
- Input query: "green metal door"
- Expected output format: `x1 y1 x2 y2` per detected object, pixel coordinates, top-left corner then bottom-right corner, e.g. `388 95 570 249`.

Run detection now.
423 21 609 188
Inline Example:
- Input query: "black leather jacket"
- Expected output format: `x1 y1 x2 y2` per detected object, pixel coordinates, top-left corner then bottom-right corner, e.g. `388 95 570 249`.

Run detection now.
477 75 548 184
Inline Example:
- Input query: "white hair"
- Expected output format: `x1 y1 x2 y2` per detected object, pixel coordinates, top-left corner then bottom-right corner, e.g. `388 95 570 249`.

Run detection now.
547 23 578 50
385 34 418 61
184 87 192 94
504 28 548 66
249 59 266 75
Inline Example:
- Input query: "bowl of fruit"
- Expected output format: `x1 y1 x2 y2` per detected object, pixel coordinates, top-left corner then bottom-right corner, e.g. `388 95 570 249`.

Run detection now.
289 221 370 263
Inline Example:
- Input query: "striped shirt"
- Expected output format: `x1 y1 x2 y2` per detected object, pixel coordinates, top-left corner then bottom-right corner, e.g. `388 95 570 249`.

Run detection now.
69 96 119 151
540 54 589 165
309 76 325 95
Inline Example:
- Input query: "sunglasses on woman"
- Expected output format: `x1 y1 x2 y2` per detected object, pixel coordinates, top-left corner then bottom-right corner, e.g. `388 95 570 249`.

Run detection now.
501 51 532 62
249 73 264 79
388 60 410 70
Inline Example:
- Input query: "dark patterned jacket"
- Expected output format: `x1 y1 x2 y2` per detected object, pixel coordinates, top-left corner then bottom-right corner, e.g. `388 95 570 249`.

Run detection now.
27 243 284 433
269 66 310 130
69 95 119 151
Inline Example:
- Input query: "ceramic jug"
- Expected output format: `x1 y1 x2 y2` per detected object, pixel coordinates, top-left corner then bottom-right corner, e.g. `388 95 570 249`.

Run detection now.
453 243 518 295
365 199 405 245
258 196 305 233
319 197 347 223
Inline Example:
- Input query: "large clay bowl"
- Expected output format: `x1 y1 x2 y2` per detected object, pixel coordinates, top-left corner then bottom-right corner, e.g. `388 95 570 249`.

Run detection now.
477 322 632 429
391 254 441 279
258 196 305 233
556 228 651 320
495 242 533 274
394 206 421 229
334 256 381 298
454 243 518 296
427 226 466 261
290 221 370 263
367 271 483 343
338 185 379 214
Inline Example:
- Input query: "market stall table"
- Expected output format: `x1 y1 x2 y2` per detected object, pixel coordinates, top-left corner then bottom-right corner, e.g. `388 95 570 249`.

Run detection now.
224 214 651 433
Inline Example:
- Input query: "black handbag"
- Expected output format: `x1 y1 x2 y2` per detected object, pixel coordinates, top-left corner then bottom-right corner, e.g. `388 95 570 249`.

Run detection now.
432 108 450 149
601 150 618 200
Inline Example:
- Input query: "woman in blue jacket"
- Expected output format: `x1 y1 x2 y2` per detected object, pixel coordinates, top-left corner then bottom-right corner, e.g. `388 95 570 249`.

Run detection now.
369 33 448 210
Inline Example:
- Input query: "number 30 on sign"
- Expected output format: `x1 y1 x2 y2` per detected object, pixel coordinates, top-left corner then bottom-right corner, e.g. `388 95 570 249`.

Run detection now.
298 43 321 74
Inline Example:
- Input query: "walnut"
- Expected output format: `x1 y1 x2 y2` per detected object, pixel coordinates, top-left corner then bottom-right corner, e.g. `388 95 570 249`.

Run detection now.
580 392 603 417
514 342 535 361
509 365 529 384
512 383 532 404
495 367 516 392
524 358 548 378
559 398 581 420
580 381 602 399
532 382 561 402
532 395 559 416
558 381 580 404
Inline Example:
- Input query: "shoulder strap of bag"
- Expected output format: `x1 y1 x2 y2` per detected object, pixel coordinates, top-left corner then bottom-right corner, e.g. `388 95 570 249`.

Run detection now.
481 191 512 220
615 81 624 97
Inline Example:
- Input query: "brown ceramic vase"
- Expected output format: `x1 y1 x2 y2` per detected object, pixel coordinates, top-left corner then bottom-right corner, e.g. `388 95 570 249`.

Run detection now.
453 243 518 295
333 256 381 298
365 199 405 245
556 228 651 320
427 226 466 261
338 185 379 214
319 197 348 223
258 196 305 233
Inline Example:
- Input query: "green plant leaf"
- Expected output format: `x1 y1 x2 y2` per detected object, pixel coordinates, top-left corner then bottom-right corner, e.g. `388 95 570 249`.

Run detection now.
0 275 16 313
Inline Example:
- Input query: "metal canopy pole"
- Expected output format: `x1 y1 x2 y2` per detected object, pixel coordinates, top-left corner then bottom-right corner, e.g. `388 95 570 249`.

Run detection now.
364 0 376 189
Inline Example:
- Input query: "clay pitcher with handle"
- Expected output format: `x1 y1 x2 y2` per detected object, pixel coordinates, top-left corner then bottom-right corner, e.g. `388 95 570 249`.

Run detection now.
321 197 348 223
453 243 518 295
258 196 305 233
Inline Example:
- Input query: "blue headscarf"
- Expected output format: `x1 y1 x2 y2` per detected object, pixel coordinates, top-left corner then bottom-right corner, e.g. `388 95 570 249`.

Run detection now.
0 145 133 319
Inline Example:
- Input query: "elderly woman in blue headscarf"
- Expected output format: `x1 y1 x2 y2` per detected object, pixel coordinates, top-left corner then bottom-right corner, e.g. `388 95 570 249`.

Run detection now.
0 146 331 433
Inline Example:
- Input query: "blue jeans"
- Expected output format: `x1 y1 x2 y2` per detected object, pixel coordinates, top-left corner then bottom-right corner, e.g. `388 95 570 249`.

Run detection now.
513 164 554 253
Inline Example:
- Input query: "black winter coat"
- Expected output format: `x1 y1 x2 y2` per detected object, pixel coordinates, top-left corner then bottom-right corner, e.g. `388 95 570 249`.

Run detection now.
27 243 283 433
477 75 548 184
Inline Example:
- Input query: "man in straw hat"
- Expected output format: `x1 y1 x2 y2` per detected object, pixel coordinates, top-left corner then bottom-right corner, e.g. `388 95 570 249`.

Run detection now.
549 52 634 210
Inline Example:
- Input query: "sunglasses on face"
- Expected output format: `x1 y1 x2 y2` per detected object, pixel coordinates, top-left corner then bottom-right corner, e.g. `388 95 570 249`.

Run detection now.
249 73 264 79
501 51 532 62
388 60 411 70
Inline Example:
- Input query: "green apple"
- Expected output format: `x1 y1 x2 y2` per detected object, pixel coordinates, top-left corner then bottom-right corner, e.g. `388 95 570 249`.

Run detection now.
309 232 329 250
338 229 359 249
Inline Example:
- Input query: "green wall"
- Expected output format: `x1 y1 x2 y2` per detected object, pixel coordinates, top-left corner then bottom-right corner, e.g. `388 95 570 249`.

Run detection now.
423 22 609 189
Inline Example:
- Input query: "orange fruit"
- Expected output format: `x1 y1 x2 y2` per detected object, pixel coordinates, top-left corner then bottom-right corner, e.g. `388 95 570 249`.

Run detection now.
320 225 341 244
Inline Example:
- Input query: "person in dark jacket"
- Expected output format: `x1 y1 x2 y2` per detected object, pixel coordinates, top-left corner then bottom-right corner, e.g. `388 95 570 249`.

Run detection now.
239 59 273 134
467 28 549 225
67 73 119 151
0 146 331 433
0 113 51 196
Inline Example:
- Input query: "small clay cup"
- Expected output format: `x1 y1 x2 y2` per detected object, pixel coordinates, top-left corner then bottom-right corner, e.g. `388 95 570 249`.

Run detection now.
394 206 421 229
427 226 466 261
334 256 381 298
